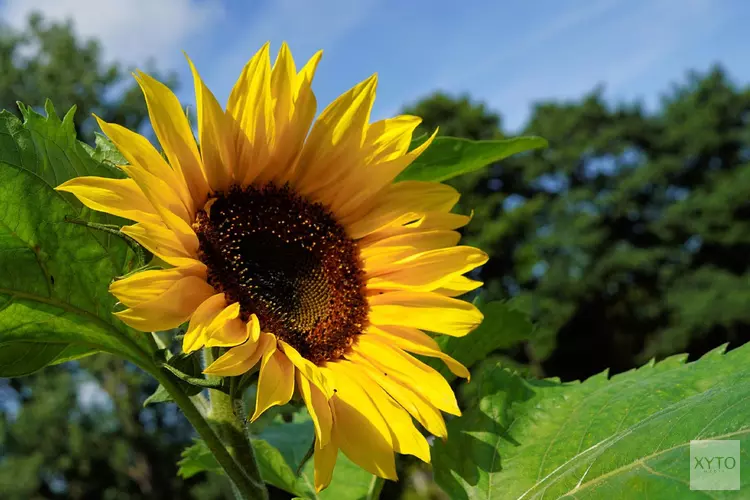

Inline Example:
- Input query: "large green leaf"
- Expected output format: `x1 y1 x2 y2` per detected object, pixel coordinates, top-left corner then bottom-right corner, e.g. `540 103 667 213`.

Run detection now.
397 136 547 182
433 343 750 499
430 300 534 382
0 101 155 375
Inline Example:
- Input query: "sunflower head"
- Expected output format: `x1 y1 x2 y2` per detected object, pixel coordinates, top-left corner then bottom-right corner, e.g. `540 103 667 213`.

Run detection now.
193 182 368 364
57 42 487 491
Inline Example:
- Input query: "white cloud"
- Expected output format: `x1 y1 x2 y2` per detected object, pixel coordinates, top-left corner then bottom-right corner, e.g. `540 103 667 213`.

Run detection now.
1 0 224 67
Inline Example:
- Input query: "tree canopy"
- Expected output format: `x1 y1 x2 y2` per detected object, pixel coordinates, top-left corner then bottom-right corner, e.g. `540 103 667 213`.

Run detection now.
404 66 750 381
0 12 175 142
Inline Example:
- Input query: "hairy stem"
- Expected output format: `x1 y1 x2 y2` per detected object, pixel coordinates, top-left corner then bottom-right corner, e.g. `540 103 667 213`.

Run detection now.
155 371 266 499
206 348 268 499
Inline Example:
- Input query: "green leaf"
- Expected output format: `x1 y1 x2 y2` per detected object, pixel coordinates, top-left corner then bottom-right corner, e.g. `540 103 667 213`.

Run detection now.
257 411 315 474
144 351 207 406
82 132 128 169
0 101 155 376
431 300 534 382
250 410 373 499
397 136 547 182
300 452 373 500
143 383 173 407
249 410 317 497
253 439 315 497
432 343 750 499
0 341 93 377
178 439 224 479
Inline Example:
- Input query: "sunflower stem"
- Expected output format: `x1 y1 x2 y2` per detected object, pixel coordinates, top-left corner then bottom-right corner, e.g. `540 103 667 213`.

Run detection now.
154 370 266 499
203 348 268 499
208 387 268 499
366 476 386 500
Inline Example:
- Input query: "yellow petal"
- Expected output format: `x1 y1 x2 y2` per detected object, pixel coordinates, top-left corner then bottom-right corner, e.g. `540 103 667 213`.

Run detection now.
434 275 483 297
361 228 462 274
351 336 461 416
251 341 295 421
272 50 322 186
113 276 215 331
202 302 249 349
335 361 430 462
297 371 333 447
135 70 209 208
121 223 199 268
331 129 438 218
368 291 483 337
118 163 199 253
313 434 338 492
368 325 469 379
366 246 488 292
203 331 274 376
324 363 398 480
350 355 447 438
186 54 234 192
226 43 273 184
183 295 251 353
247 313 261 342
360 230 461 265
271 42 295 125
56 177 161 225
183 293 227 353
360 211 471 245
95 117 193 222
294 74 377 196
364 115 423 165
109 264 206 308
278 340 333 398
345 181 460 239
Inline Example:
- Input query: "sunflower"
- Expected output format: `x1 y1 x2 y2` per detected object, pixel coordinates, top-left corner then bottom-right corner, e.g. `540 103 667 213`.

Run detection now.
57 43 487 490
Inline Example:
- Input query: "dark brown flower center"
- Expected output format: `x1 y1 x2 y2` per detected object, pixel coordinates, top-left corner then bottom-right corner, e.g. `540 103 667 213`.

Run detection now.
193 183 368 365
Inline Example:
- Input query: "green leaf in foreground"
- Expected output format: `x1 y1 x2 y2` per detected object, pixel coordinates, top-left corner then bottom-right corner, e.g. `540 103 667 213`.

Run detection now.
178 439 225 479
397 135 547 182
430 300 534 382
84 132 128 168
433 343 750 499
0 101 155 376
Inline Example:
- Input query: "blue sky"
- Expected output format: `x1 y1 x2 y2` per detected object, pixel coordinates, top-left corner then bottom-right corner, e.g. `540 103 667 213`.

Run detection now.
3 0 749 131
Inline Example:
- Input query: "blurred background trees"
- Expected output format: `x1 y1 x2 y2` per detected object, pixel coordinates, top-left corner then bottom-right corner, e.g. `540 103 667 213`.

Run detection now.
404 66 750 382
2 9 750 500
0 12 175 143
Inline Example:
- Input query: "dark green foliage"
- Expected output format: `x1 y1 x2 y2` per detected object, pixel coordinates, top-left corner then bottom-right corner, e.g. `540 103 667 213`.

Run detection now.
404 67 750 381
0 359 232 499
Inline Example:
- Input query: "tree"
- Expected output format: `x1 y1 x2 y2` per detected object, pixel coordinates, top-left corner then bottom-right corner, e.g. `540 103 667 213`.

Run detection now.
403 67 750 382
0 12 176 142
0 360 231 499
